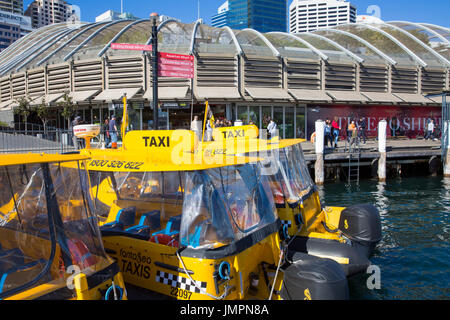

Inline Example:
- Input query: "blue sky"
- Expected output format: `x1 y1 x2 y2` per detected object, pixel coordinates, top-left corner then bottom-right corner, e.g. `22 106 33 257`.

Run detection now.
24 0 449 28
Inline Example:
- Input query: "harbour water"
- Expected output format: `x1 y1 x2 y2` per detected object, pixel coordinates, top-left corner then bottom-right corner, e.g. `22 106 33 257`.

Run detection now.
318 176 450 300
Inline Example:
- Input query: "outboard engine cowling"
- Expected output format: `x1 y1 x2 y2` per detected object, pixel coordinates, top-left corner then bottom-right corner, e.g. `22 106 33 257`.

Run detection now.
281 252 349 300
339 204 382 254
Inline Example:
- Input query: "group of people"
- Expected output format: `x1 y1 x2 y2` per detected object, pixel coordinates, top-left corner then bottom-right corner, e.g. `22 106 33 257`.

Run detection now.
322 117 367 150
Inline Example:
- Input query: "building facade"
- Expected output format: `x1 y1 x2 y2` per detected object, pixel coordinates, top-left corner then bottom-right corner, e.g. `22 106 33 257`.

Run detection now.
0 0 23 15
212 0 287 33
289 0 356 33
24 0 78 29
211 1 229 28
0 9 32 52
0 20 447 138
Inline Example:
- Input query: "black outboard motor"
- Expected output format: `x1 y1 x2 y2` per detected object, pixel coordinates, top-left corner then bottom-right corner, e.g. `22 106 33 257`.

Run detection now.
281 252 349 300
338 204 382 255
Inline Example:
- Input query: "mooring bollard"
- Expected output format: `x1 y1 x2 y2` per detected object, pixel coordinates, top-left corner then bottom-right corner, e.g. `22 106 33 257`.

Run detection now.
444 120 450 178
378 120 387 182
315 120 325 185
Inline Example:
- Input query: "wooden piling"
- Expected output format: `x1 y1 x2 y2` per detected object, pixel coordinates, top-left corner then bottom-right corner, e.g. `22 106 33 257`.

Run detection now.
315 120 325 185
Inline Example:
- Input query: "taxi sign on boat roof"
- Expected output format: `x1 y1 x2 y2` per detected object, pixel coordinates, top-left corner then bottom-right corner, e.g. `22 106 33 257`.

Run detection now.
0 152 90 167
83 130 261 172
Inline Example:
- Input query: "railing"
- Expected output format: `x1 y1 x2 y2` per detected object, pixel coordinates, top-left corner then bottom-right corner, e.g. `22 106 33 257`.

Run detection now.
0 129 78 154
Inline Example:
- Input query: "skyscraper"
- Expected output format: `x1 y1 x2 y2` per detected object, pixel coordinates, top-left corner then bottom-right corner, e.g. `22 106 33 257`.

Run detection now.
211 1 229 28
289 0 356 33
0 0 23 15
25 0 79 29
0 1 32 52
211 0 287 33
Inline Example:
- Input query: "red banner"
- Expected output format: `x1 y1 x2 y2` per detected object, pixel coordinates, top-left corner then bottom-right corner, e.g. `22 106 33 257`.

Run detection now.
111 43 153 51
158 57 194 67
158 70 194 79
158 52 194 61
306 104 442 139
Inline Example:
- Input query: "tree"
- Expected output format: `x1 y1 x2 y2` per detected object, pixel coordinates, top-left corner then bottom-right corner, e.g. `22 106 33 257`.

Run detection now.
58 92 76 129
13 96 32 132
34 97 51 133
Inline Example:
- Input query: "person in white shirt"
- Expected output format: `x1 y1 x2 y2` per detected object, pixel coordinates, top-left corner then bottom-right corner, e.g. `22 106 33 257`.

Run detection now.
425 119 434 140
267 119 278 138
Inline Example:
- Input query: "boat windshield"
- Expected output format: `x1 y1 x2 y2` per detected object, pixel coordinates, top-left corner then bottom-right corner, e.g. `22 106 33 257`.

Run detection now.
260 144 314 206
181 163 277 249
0 161 109 299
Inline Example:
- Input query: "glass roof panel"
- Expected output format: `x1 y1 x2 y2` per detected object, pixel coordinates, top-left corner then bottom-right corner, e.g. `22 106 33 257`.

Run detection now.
311 29 387 65
295 33 356 63
263 33 319 60
373 23 445 67
157 21 196 54
16 25 91 71
71 20 135 60
193 24 238 55
333 24 417 66
0 24 68 69
46 22 110 65
105 20 153 57
387 22 448 45
233 29 274 57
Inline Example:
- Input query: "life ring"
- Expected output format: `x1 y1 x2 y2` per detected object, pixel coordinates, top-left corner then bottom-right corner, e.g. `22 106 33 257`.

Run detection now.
311 132 316 143
67 239 97 269
149 234 179 248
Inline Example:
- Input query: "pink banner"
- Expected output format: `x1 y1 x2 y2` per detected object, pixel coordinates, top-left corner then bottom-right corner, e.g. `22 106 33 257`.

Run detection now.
158 70 194 79
111 43 153 51
158 52 194 61
158 57 194 67
159 63 194 73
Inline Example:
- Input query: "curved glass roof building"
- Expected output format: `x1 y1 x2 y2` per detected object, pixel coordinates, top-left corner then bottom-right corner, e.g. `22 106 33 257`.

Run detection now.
0 19 448 135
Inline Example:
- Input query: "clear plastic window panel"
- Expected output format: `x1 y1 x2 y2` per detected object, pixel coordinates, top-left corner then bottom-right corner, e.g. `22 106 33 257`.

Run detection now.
181 164 277 249
0 162 109 299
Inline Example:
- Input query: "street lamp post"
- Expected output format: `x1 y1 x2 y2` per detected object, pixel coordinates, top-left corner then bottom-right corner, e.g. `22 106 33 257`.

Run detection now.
150 13 159 130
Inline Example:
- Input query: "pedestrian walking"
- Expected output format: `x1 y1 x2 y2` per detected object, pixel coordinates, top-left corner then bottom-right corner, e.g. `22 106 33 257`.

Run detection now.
424 119 435 140
358 117 367 144
348 120 357 151
331 117 340 149
108 115 118 148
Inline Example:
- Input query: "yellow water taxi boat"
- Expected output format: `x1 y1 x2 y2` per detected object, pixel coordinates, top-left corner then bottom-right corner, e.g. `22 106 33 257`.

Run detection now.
79 127 349 300
203 125 382 276
0 153 127 300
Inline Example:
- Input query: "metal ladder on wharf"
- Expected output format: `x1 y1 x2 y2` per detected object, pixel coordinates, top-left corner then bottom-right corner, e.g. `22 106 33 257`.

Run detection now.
346 139 361 185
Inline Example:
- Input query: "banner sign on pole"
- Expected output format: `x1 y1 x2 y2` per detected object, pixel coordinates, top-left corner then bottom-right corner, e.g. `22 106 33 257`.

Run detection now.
111 43 153 51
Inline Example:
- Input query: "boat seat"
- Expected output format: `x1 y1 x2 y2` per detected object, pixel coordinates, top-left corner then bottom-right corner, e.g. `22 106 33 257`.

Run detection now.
0 248 25 273
180 221 208 248
0 259 48 295
125 210 161 236
151 215 181 237
101 207 137 231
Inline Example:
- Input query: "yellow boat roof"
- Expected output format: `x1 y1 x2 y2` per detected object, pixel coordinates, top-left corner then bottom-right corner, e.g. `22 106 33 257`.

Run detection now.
0 152 90 167
202 136 306 156
82 130 262 172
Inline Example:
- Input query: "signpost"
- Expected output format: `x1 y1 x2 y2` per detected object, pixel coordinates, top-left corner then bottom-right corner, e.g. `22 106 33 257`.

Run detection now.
110 16 195 130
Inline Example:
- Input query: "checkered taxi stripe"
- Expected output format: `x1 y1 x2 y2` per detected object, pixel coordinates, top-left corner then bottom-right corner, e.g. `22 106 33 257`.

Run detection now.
156 270 207 294
281 220 292 228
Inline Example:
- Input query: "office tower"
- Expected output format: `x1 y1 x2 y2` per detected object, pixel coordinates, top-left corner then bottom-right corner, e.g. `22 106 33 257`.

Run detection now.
25 0 78 29
289 0 356 33
212 0 287 33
